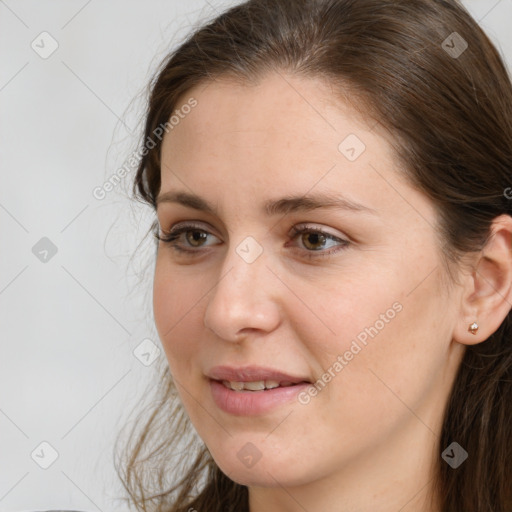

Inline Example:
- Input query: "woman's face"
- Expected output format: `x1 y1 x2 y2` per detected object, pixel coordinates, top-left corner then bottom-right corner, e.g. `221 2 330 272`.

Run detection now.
153 73 466 492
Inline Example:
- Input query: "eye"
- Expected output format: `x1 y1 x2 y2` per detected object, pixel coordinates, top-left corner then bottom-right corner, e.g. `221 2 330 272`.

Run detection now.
288 224 350 259
154 222 220 252
154 222 350 259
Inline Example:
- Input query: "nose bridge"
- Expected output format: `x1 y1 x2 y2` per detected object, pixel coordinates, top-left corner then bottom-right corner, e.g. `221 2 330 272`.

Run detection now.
203 233 280 340
213 233 269 309
218 232 268 291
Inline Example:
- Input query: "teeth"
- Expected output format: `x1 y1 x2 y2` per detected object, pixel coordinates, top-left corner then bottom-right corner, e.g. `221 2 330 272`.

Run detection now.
244 381 266 391
222 379 284 391
223 380 244 391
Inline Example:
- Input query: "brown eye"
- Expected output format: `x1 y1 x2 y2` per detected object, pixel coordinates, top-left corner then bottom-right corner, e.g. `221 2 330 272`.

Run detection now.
300 232 328 251
289 225 350 260
155 223 220 253
184 230 209 247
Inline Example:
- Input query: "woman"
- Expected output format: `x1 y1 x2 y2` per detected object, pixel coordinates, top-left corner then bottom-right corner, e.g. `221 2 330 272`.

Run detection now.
114 0 512 510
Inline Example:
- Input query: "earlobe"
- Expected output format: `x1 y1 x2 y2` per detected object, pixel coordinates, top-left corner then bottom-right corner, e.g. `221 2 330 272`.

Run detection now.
467 321 479 335
454 214 512 346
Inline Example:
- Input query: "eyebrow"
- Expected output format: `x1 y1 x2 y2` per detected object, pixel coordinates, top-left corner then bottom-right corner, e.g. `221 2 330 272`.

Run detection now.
156 190 378 216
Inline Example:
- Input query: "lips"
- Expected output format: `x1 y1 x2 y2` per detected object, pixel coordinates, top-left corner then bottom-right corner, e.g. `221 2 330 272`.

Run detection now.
207 366 313 415
207 365 311 386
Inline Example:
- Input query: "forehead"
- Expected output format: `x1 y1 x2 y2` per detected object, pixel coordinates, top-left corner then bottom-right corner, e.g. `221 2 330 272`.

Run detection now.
160 73 437 216
159 72 398 188
163 72 377 154
157 73 438 245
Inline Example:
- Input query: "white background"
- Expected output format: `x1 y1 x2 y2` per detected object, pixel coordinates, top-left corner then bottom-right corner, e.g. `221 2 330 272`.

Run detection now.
1 1 511 511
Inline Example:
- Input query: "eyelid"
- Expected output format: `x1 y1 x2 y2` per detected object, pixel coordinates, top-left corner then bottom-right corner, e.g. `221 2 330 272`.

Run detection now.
155 220 222 247
157 220 220 238
156 220 352 263
290 222 347 240
288 223 350 253
158 220 347 240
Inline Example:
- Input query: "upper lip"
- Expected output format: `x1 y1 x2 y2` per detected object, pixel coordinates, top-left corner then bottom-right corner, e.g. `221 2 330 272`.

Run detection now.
207 365 311 383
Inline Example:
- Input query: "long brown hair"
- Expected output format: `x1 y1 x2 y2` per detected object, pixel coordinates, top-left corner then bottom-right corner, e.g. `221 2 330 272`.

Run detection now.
114 1 512 510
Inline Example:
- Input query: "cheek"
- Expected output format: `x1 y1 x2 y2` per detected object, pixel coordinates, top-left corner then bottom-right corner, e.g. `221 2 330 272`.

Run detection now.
306 252 451 400
329 275 451 417
301 270 406 362
153 260 203 366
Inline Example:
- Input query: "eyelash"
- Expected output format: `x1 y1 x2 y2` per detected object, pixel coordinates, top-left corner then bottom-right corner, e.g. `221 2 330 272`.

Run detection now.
154 223 350 260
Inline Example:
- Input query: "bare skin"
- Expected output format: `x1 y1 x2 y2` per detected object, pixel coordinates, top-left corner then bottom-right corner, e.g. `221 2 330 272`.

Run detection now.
152 72 512 512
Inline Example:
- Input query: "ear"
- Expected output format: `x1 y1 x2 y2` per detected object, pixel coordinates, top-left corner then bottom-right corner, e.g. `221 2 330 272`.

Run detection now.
454 214 512 346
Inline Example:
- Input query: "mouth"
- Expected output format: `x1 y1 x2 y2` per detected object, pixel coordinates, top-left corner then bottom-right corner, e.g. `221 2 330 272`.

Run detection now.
206 365 312 415
207 364 311 389
217 379 310 391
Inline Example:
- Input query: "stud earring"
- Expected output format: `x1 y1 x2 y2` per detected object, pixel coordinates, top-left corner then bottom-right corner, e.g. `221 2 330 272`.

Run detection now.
468 322 479 335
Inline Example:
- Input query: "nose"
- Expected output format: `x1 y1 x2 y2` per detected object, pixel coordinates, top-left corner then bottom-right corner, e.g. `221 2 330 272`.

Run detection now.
203 239 281 342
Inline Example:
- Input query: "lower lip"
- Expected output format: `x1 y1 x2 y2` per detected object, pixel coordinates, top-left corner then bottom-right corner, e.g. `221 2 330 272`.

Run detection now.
209 379 311 416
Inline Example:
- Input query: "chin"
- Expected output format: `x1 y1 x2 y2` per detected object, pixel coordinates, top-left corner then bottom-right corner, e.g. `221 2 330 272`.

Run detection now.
211 451 315 488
